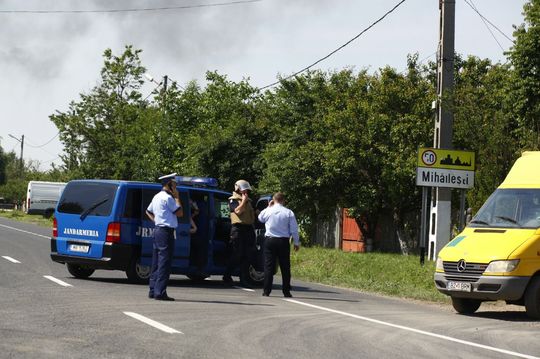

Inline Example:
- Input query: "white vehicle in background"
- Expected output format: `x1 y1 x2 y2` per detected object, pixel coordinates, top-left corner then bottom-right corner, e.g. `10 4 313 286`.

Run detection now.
26 181 66 217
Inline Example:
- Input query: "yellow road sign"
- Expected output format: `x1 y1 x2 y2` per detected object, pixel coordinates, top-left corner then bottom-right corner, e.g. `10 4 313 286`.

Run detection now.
417 148 475 171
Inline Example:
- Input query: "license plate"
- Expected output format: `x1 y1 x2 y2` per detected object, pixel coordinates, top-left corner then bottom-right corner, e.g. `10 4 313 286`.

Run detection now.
447 281 472 292
69 244 89 253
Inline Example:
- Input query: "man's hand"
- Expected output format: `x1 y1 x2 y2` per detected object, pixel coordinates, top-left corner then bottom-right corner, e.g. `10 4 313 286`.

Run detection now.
294 244 300 252
171 186 179 199
241 192 249 202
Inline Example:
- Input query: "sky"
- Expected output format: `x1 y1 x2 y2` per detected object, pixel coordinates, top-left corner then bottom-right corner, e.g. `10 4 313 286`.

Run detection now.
0 0 528 171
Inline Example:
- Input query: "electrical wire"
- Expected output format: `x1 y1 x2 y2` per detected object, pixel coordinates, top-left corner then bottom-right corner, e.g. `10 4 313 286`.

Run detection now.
463 0 515 44
0 0 261 14
258 0 407 91
25 132 59 148
465 0 505 52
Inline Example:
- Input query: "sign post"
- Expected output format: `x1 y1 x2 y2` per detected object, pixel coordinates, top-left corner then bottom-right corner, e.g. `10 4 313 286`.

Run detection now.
417 148 475 264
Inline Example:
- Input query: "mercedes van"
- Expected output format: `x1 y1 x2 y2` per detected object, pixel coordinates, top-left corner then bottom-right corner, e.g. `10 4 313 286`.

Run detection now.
435 152 540 318
50 177 265 285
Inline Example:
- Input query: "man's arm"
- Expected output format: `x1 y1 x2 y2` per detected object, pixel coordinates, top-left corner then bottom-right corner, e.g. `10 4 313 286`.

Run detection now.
289 211 300 251
234 193 249 215
146 210 155 222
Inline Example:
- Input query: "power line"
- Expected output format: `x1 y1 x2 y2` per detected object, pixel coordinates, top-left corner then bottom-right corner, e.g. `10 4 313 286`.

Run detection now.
463 0 515 45
0 0 261 14
464 0 505 52
258 0 407 91
25 132 59 148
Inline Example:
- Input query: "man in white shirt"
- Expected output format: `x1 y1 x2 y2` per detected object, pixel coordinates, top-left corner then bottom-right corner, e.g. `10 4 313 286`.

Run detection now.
146 173 183 301
257 192 300 297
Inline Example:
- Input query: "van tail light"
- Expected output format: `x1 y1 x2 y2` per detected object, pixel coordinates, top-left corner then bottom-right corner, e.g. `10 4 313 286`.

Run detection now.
106 222 121 243
53 218 58 238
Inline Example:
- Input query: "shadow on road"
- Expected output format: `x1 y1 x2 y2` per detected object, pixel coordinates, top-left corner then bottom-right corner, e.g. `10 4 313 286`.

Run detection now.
172 299 275 307
467 311 537 323
287 296 360 303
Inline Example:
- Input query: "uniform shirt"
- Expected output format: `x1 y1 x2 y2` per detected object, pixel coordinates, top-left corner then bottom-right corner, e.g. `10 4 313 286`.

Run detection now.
258 203 300 245
146 190 182 228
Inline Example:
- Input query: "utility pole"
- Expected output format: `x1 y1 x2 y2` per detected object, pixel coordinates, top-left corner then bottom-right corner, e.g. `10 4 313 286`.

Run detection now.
8 134 24 176
428 0 455 260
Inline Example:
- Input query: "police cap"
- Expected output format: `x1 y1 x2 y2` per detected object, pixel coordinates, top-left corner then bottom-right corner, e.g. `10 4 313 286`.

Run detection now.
158 173 177 185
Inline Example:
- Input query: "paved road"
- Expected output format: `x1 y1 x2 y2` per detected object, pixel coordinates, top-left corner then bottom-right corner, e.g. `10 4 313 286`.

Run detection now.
1 217 540 359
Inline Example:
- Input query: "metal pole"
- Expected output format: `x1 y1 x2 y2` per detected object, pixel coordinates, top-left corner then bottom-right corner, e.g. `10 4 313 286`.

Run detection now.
459 189 466 232
20 134 24 175
429 0 455 260
420 186 429 265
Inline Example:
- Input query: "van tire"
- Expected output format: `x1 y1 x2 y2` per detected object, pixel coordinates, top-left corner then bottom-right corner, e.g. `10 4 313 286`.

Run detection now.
451 297 481 314
246 264 265 287
524 276 540 319
66 263 95 279
126 257 150 284
43 209 54 219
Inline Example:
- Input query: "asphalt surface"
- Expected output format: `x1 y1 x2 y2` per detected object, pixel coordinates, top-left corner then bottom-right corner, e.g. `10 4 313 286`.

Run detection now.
1 217 540 359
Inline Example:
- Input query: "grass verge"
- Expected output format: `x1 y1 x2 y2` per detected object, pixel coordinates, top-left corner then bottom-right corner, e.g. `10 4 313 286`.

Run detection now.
291 246 449 303
0 210 54 228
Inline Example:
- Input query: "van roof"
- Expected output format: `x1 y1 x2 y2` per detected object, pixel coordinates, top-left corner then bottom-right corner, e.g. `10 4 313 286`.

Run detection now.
499 151 540 189
67 179 230 196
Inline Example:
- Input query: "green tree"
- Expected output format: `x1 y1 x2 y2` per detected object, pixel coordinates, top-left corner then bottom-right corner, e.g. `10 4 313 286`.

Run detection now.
507 0 540 149
50 45 153 180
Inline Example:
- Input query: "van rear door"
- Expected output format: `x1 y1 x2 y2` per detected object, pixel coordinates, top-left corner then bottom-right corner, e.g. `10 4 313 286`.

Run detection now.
55 182 118 259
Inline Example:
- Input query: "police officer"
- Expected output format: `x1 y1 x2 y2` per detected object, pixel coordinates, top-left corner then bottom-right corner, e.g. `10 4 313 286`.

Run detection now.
258 192 299 297
146 173 183 301
223 179 256 287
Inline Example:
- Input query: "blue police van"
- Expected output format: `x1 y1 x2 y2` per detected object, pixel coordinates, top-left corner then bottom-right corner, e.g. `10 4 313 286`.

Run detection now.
50 176 265 284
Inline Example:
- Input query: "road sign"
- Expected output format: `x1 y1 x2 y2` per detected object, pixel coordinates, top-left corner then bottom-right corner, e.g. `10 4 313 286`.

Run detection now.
416 148 475 189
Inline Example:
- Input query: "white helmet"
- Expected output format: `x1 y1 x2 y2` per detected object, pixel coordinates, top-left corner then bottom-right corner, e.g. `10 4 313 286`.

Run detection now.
234 179 252 192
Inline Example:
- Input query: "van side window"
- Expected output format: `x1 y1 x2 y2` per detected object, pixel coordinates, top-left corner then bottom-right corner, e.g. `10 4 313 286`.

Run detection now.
123 188 142 219
215 195 230 219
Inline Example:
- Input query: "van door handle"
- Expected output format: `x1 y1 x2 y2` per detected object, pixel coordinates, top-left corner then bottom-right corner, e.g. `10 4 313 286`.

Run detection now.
178 231 189 236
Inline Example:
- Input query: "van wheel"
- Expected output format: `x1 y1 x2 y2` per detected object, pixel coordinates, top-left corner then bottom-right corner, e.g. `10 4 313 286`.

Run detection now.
524 276 540 319
451 297 481 314
126 258 150 284
43 209 54 219
66 263 94 279
246 265 265 287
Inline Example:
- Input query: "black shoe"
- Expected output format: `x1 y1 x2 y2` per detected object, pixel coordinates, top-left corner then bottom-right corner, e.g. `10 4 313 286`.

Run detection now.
283 291 292 298
262 292 270 297
222 275 233 285
155 295 175 301
148 292 154 299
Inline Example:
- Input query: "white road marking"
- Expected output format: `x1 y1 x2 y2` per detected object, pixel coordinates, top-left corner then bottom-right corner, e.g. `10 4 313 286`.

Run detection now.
43 275 73 287
123 312 183 334
2 256 21 263
233 286 255 292
284 299 539 359
0 223 49 239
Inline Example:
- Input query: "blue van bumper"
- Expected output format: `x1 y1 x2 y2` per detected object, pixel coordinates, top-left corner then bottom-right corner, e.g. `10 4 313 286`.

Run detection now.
50 238 136 270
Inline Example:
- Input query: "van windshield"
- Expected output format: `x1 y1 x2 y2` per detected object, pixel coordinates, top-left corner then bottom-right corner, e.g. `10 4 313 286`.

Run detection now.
470 189 540 229
57 182 118 216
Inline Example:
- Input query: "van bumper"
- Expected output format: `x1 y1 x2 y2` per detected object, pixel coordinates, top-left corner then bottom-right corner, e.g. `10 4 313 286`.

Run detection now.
50 238 135 270
434 272 529 301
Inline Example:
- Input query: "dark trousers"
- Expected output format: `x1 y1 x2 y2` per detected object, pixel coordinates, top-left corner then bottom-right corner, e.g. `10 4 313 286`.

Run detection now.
263 236 291 295
225 224 255 282
149 226 175 298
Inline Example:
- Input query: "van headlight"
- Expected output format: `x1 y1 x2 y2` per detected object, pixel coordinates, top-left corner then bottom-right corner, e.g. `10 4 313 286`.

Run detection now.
485 260 520 274
436 257 444 271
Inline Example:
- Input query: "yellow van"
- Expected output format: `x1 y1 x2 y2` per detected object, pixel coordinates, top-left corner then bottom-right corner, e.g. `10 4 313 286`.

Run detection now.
434 151 540 318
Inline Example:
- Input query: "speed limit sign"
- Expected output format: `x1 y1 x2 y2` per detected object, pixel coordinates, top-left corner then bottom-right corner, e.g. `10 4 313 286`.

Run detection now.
421 150 437 166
